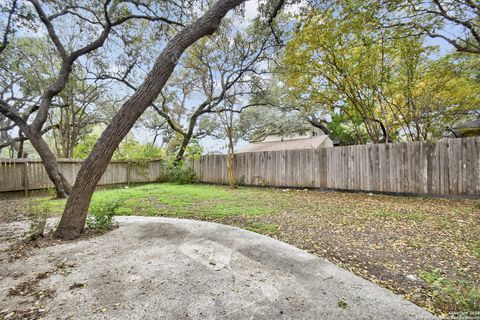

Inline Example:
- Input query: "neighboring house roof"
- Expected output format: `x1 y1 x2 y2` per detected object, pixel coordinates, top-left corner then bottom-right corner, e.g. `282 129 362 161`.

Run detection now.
448 119 480 137
237 135 333 153
250 125 317 143
453 119 480 129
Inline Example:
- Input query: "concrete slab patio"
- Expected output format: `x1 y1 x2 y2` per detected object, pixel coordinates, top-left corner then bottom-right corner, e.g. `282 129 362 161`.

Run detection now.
0 216 437 320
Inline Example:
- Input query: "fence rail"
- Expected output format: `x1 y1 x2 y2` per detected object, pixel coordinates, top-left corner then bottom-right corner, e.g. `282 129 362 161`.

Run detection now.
189 137 480 197
0 158 166 195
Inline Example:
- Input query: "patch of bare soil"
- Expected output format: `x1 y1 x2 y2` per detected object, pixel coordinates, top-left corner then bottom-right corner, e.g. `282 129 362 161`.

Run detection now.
0 198 30 224
4 229 106 263
1 261 75 320
0 197 115 319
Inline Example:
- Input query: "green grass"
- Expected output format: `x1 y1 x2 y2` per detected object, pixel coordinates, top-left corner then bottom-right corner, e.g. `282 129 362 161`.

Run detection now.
32 183 275 219
244 222 279 235
419 269 480 312
471 241 480 260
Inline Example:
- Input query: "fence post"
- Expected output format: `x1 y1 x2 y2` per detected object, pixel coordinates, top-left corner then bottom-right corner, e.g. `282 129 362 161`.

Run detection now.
126 161 131 186
23 160 29 197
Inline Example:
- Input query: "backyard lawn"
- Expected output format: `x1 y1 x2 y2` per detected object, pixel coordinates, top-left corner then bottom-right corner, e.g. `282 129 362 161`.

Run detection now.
3 183 480 317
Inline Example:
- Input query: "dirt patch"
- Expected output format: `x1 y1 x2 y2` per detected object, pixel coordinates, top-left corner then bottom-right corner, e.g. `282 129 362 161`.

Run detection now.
243 191 480 317
0 198 30 224
173 189 479 317
4 229 109 262
1 261 75 320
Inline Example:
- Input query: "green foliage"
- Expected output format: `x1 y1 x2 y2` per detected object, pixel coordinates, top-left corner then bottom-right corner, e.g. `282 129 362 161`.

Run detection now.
73 134 99 159
280 6 480 144
184 139 203 160
74 134 164 160
26 203 50 240
114 139 163 160
167 160 197 184
328 114 369 145
244 222 279 235
419 269 480 312
86 199 123 231
238 105 311 142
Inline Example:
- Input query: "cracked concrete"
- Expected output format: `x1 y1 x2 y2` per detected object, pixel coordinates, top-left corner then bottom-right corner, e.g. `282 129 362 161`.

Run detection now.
0 216 437 319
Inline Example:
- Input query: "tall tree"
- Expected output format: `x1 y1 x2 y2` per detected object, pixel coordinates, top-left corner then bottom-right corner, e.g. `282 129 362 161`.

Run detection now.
0 0 182 198
55 0 248 239
56 0 288 239
282 8 400 143
280 5 480 144
48 75 108 158
209 77 270 188
102 19 274 164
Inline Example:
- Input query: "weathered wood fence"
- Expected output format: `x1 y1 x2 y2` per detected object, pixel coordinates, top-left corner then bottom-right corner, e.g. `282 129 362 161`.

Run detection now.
0 158 166 195
1 138 479 197
189 137 480 197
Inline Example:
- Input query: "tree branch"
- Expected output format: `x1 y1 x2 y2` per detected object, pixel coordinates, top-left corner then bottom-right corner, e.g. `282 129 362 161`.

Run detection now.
0 0 17 55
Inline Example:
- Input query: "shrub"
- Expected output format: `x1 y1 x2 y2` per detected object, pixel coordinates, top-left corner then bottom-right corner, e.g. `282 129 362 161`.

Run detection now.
167 160 197 184
86 199 123 231
26 203 50 240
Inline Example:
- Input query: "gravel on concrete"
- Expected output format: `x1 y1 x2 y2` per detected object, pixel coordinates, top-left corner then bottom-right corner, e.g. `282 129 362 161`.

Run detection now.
0 216 437 320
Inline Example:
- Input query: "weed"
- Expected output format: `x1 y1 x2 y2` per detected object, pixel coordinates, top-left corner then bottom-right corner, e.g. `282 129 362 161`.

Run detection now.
167 161 197 184
86 199 123 231
244 222 279 235
337 298 348 309
370 209 398 218
26 203 50 240
370 209 424 221
471 241 480 259
419 269 480 312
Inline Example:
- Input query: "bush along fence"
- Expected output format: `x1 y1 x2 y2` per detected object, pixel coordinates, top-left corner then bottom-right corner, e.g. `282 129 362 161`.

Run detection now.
188 137 480 198
0 158 166 195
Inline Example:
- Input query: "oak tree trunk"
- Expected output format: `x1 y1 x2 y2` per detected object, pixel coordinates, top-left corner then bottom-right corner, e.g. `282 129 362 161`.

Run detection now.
174 132 192 165
55 0 247 240
28 132 71 198
0 109 71 198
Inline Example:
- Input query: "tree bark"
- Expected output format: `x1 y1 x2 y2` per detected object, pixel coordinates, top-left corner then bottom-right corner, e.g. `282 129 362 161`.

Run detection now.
174 115 199 164
0 101 71 198
226 127 235 189
174 134 191 164
55 0 247 240
27 130 71 198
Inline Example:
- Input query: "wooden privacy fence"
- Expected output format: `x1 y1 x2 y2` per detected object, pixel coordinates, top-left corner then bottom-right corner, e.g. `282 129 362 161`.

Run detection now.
0 158 166 195
189 137 480 197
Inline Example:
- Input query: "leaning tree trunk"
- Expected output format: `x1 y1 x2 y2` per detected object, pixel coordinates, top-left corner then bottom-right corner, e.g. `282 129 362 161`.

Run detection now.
0 104 71 198
28 132 71 198
174 112 201 165
174 132 192 165
55 0 247 240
